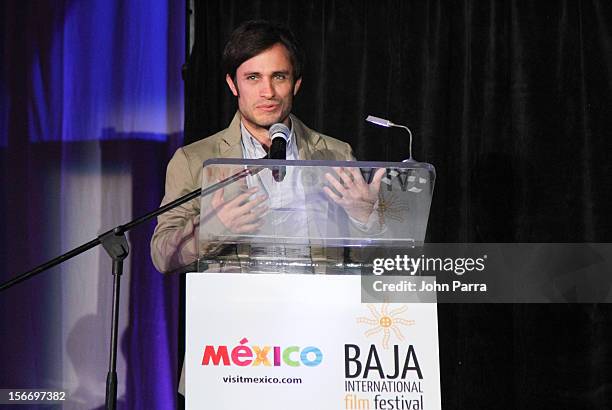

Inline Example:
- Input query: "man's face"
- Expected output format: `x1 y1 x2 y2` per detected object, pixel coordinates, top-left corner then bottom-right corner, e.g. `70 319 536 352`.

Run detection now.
226 43 302 141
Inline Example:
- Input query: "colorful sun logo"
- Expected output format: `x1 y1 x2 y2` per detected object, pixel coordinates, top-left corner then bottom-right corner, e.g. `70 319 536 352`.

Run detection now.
357 304 415 349
376 192 410 226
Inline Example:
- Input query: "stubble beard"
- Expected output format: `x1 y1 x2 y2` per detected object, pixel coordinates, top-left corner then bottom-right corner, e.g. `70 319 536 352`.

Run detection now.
234 83 294 131
240 102 292 133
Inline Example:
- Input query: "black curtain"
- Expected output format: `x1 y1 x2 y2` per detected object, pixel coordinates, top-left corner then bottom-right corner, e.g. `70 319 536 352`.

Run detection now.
185 1 612 408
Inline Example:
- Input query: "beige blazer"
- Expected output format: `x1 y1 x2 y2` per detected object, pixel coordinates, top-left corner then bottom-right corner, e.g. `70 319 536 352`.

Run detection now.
150 112 355 273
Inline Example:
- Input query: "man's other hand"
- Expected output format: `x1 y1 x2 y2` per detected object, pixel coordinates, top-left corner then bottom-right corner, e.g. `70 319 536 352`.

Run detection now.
323 167 385 224
211 187 268 233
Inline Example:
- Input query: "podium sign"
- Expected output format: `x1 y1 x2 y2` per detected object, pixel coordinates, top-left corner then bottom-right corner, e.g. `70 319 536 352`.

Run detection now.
186 273 441 409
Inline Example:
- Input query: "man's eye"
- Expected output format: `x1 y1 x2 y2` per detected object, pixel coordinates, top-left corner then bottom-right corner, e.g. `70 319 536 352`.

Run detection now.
274 74 287 80
246 75 258 80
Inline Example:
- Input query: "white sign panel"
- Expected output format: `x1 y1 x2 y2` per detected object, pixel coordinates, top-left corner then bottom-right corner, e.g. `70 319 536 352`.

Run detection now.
186 273 441 410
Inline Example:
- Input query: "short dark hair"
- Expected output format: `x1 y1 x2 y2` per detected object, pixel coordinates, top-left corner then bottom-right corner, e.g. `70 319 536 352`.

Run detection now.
222 20 304 80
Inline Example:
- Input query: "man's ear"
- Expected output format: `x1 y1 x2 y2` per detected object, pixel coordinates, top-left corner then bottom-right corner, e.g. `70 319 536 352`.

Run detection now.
226 74 239 97
293 77 302 96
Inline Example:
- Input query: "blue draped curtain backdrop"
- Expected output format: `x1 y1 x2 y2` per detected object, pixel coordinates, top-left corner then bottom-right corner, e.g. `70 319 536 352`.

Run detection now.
1 1 184 409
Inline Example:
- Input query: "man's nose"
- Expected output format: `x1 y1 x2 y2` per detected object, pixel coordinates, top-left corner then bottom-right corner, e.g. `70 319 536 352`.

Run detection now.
259 77 275 98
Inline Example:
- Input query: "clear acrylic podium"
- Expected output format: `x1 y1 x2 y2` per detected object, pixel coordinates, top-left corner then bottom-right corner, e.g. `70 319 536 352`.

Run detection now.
195 158 436 273
185 159 440 409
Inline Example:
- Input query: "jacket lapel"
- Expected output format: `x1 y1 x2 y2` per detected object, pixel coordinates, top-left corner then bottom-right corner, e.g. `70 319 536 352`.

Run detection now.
292 114 322 160
218 112 243 158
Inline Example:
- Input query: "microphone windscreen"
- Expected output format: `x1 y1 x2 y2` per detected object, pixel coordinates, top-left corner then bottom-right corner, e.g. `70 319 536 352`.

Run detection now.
269 123 290 141
268 123 289 160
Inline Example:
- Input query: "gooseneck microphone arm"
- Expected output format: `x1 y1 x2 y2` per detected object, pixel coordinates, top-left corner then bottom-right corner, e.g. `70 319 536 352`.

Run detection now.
365 115 414 161
0 167 256 291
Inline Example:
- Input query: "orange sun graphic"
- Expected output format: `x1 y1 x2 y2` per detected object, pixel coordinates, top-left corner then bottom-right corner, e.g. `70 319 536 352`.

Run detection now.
357 304 415 349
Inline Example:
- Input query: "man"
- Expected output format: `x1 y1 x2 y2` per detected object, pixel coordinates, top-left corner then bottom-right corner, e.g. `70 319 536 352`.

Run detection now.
151 20 381 274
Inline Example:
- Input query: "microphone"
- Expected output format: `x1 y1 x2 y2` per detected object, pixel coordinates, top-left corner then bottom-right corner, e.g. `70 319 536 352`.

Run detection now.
269 123 289 159
268 123 289 181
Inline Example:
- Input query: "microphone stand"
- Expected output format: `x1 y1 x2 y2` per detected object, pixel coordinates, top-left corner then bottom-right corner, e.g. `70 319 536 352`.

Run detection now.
0 165 264 410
